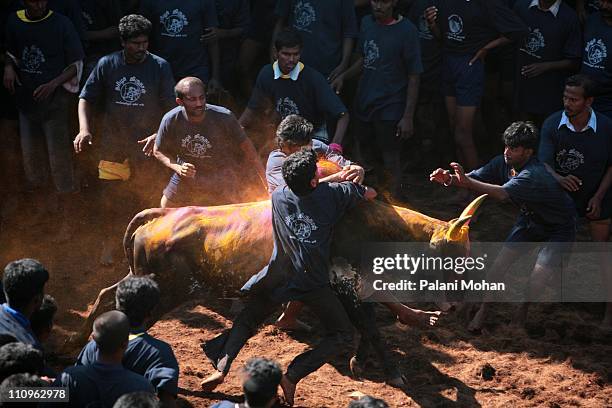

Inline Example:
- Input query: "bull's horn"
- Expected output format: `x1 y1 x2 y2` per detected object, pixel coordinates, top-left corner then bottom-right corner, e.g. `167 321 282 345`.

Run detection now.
459 194 488 220
446 215 472 241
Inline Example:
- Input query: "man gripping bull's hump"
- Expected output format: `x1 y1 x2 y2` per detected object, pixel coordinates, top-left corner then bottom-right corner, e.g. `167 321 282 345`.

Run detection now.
153 77 266 208
200 148 376 405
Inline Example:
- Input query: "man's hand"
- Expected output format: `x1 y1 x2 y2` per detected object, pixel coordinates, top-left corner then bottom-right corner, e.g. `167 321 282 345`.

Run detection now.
3 64 21 94
396 116 414 140
424 6 438 26
340 165 365 184
469 48 488 66
450 162 470 187
176 162 197 178
200 27 218 44
331 74 344 94
328 62 347 82
207 78 224 96
73 131 93 153
430 168 451 185
559 174 582 192
586 195 602 220
137 133 157 157
521 62 549 78
33 81 58 101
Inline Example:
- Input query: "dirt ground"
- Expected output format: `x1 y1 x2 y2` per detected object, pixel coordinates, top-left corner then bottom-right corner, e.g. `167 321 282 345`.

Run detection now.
0 171 611 408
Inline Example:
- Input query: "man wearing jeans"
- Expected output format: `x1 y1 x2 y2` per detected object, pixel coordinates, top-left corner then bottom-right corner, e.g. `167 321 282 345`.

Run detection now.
3 0 83 233
200 148 376 405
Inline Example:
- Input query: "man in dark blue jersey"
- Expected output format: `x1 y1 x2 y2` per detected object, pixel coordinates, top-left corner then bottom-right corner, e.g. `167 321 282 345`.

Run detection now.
77 276 179 408
431 122 577 331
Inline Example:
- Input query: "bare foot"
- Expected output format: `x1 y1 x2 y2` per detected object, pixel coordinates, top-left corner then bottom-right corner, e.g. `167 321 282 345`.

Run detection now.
349 356 363 379
467 306 487 333
275 316 312 332
280 375 296 407
200 371 225 392
397 306 442 327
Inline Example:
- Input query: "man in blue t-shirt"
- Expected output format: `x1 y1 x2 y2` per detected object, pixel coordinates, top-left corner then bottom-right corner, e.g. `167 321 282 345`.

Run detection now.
76 277 179 407
139 0 222 92
0 259 49 349
580 1 612 119
200 149 376 405
513 0 582 127
154 77 266 207
272 0 358 80
4 0 84 231
52 311 155 408
74 14 175 266
425 0 527 170
240 29 349 145
332 0 423 198
431 122 577 332
539 74 612 327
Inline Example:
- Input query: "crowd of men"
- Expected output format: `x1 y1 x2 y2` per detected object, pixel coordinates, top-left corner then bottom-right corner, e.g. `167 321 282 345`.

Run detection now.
1 0 611 406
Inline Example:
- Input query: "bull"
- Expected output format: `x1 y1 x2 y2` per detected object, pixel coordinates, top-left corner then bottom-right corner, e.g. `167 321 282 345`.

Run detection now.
73 161 486 384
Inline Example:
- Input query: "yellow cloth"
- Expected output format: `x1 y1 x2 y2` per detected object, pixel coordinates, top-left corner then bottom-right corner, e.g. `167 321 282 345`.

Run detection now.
98 159 131 181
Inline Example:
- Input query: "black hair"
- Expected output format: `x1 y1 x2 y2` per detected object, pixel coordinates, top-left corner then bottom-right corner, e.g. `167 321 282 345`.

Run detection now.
0 343 44 381
3 259 49 310
348 396 390 408
281 148 317 196
502 121 538 151
242 358 282 407
0 334 17 348
274 28 303 52
112 391 160 408
565 74 596 98
92 311 130 354
30 295 57 341
118 14 152 42
276 115 313 148
174 77 206 100
115 276 160 327
0 373 47 407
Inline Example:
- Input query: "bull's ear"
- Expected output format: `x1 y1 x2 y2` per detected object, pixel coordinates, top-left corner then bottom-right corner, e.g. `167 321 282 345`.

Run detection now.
446 215 472 241
459 194 487 221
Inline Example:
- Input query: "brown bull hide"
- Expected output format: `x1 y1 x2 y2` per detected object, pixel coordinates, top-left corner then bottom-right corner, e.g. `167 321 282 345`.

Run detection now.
72 191 486 346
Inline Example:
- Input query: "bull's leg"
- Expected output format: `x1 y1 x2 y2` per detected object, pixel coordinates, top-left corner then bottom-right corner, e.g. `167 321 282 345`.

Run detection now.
68 272 133 347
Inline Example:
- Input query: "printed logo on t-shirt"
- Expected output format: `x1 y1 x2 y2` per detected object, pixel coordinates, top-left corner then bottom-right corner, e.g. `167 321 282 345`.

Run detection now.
418 15 434 40
447 14 465 42
21 45 45 74
276 97 300 118
556 148 585 172
82 11 93 26
181 133 212 158
114 76 147 106
285 212 318 243
160 9 189 37
584 38 608 69
363 40 380 70
520 28 545 58
293 1 316 32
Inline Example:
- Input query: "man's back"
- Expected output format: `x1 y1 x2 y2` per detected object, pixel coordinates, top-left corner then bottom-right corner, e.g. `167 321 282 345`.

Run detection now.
53 362 154 407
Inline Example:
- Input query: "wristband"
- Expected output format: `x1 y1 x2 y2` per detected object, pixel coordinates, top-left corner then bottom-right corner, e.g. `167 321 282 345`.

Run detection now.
329 143 343 154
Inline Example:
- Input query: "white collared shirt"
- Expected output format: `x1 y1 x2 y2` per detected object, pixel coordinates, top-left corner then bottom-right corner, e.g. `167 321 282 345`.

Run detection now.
273 61 304 81
529 0 562 17
558 109 598 132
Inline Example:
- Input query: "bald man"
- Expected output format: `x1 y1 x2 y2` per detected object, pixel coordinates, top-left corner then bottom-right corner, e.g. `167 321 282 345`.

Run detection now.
53 311 155 407
154 77 267 207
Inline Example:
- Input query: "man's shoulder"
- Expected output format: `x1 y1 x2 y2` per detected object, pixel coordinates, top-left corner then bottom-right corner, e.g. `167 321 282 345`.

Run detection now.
360 14 375 29
542 110 564 130
161 106 185 123
557 1 579 21
585 11 604 28
595 111 612 132
205 104 233 116
146 52 172 69
267 150 286 168
128 333 176 360
300 65 326 83
98 51 123 67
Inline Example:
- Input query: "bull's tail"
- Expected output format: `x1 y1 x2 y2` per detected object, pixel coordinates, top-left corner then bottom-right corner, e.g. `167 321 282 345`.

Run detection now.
123 207 172 273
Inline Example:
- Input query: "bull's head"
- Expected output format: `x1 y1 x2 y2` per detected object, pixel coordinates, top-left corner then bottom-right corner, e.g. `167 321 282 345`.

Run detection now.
428 194 488 258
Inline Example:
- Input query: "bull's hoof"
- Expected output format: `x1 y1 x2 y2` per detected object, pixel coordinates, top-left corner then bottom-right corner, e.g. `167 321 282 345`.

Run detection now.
349 356 363 379
386 374 408 388
275 318 312 333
